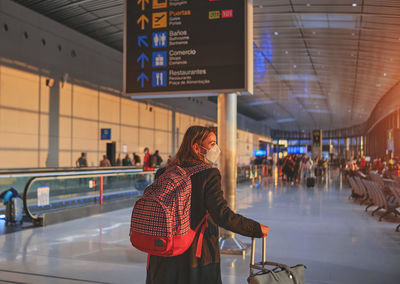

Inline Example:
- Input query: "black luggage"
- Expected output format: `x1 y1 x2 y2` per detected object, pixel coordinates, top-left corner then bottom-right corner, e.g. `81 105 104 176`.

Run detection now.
5 197 23 225
248 237 306 284
306 177 315 187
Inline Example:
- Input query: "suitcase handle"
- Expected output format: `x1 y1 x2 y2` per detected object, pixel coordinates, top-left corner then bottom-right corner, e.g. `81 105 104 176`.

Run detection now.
250 237 267 266
250 237 303 284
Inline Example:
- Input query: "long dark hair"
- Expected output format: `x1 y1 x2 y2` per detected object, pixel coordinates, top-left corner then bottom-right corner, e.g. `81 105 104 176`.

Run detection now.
171 126 214 166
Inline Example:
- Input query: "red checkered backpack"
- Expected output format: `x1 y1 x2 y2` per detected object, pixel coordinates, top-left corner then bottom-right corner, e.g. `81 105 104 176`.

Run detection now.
130 164 211 258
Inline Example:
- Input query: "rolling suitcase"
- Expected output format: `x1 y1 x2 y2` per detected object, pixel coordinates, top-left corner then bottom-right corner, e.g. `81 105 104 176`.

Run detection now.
306 177 315 187
5 196 23 225
248 237 306 284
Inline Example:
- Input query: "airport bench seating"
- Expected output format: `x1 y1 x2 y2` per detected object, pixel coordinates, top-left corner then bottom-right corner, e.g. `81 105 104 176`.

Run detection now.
348 176 370 206
361 179 399 222
348 174 400 231
348 176 365 201
387 186 400 232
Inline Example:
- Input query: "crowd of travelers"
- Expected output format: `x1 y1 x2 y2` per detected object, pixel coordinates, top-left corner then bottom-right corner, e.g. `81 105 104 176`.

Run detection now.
278 155 328 184
345 155 400 180
249 154 330 185
75 148 171 171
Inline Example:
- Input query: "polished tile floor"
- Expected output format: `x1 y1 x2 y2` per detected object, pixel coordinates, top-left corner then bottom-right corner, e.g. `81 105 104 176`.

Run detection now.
1 173 400 284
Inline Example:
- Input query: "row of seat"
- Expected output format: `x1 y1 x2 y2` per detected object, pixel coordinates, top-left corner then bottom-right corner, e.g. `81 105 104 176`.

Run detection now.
347 172 400 232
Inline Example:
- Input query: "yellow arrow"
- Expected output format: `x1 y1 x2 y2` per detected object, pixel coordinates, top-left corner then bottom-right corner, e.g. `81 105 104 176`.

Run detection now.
137 14 149 30
137 0 149 11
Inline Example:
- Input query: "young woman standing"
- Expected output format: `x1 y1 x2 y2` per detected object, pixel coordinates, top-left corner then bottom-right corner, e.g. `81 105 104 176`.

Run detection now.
146 126 269 284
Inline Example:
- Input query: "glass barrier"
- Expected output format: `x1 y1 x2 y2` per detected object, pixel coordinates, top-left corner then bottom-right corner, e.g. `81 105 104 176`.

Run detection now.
24 170 155 220
0 169 155 221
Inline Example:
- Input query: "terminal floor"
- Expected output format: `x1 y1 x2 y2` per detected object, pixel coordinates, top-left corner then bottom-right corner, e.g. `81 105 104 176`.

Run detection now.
1 176 400 284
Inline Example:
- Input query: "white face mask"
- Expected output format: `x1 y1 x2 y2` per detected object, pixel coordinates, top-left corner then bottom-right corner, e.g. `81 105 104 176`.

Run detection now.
200 144 221 164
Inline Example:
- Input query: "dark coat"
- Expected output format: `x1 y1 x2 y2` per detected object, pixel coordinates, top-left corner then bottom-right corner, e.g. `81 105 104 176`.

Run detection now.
146 164 263 284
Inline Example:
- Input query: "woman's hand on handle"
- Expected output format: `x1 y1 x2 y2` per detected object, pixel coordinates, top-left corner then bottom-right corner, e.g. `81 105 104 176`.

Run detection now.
260 224 269 237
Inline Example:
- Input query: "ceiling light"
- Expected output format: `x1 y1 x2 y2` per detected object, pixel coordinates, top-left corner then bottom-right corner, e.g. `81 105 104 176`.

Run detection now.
384 73 387 77
259 5 264 8
312 31 316 35
277 118 296 123
284 50 289 54
274 31 279 36
280 75 317 81
376 83 381 87
293 64 297 68
295 94 325 99
248 100 277 106
307 109 329 113
306 3 311 7
352 3 357 7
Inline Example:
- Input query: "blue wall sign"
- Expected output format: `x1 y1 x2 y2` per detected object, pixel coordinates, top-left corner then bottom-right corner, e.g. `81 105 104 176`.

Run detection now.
253 150 267 157
101 129 111 140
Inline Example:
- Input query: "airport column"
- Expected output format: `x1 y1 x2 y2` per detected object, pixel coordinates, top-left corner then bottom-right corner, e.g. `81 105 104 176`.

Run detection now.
218 93 246 255
46 78 60 167
312 129 322 159
345 137 350 160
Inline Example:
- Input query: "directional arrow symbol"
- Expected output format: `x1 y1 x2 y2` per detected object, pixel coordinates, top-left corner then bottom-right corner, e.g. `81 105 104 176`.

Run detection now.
137 52 149 69
137 0 149 11
137 15 149 30
138 35 148 47
137 72 149 88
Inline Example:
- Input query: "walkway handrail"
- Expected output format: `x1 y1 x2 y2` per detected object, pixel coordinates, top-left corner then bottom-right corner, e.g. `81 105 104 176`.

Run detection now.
0 166 143 178
22 168 154 222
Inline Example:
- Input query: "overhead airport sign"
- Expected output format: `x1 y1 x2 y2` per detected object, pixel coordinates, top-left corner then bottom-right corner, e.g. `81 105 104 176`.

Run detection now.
124 0 253 97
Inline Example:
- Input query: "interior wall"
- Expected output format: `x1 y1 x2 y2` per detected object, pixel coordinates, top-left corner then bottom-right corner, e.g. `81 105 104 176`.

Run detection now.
0 64 270 168
0 0 271 169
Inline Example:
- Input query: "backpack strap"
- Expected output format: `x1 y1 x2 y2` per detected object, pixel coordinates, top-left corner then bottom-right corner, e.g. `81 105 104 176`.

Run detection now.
184 164 212 176
195 213 209 258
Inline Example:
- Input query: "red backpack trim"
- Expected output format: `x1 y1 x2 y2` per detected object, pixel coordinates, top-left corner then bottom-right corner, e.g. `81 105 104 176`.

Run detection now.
130 164 212 257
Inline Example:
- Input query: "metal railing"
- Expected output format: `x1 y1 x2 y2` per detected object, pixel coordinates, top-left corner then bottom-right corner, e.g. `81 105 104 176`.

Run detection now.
18 168 155 223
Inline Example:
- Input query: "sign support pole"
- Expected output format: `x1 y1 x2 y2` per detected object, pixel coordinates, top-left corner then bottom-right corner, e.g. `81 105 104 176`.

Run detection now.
218 93 246 255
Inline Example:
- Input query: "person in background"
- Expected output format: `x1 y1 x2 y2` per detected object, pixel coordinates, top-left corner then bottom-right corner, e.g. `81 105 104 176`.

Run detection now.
153 150 163 166
293 155 301 183
382 161 390 178
167 155 173 165
115 154 121 166
122 154 132 166
76 152 88 167
306 157 314 179
133 152 141 165
143 147 154 171
359 156 366 173
100 155 111 167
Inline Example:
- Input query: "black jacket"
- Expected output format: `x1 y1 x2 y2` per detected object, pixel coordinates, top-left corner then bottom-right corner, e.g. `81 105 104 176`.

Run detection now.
146 164 263 284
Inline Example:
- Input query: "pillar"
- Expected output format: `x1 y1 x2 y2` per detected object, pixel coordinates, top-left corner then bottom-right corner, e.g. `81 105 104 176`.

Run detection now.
46 79 60 167
218 93 246 255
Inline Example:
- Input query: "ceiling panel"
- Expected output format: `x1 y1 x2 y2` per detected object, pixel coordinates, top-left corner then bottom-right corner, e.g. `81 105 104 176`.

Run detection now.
11 0 400 130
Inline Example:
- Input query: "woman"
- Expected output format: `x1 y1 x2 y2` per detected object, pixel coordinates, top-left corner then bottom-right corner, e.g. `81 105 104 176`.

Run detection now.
146 126 269 284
